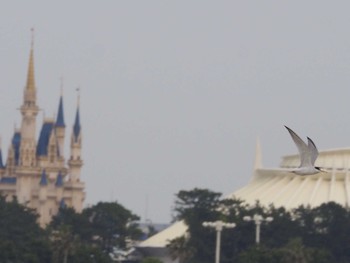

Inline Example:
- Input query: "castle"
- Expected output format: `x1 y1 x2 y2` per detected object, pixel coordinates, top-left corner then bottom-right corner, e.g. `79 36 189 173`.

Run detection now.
0 36 85 226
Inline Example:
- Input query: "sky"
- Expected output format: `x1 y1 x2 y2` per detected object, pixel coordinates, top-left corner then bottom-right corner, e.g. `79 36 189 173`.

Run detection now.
1 1 350 223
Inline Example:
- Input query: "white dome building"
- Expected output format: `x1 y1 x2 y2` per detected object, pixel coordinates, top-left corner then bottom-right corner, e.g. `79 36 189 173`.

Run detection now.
138 141 350 263
229 141 350 209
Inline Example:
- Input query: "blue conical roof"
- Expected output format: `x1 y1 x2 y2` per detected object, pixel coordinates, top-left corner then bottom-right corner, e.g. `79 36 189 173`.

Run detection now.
36 121 54 156
56 96 65 127
55 171 64 187
59 198 66 209
12 132 21 165
73 107 81 142
0 149 4 169
39 169 48 186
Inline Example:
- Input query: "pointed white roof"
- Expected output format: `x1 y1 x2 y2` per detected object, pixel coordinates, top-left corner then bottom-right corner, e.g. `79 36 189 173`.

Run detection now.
138 220 187 248
229 148 350 208
140 147 350 249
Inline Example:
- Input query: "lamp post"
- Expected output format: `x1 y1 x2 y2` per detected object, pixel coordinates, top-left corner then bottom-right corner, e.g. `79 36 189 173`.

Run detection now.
202 220 236 263
243 214 273 244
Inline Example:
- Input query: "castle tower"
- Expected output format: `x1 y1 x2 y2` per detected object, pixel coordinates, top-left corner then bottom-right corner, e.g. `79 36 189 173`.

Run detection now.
0 138 5 177
55 89 66 159
38 169 48 226
67 95 85 212
69 97 82 182
6 129 21 176
19 29 39 167
55 170 64 207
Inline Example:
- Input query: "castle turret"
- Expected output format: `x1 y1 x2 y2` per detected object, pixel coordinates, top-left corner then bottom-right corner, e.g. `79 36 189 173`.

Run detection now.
6 130 21 175
55 170 64 205
55 170 64 187
69 99 82 182
39 169 48 187
38 169 48 226
55 92 65 159
19 30 39 167
67 95 85 212
36 119 57 167
0 138 5 177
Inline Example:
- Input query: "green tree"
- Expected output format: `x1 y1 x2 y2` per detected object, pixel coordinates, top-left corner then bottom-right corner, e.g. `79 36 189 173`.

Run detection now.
83 201 142 251
311 202 350 262
174 188 222 223
68 245 112 263
50 207 93 244
172 188 223 263
50 224 78 263
237 245 282 263
279 238 316 263
169 188 350 263
166 235 195 263
0 196 51 262
141 257 164 263
262 205 300 248
50 201 142 262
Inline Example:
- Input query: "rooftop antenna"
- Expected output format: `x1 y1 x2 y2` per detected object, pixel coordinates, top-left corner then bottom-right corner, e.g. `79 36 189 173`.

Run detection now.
254 137 263 170
76 86 81 107
30 28 35 50
110 188 114 202
60 76 64 96
144 194 149 223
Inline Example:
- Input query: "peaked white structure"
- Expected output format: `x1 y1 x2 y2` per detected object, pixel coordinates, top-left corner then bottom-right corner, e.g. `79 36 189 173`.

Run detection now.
229 144 350 208
138 140 350 263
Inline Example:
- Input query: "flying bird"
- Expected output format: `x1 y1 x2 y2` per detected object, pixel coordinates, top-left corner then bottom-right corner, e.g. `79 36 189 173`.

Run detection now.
285 126 323 175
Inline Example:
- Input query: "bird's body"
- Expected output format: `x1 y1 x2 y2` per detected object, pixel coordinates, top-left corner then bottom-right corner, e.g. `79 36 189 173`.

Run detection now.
290 166 321 175
285 126 323 175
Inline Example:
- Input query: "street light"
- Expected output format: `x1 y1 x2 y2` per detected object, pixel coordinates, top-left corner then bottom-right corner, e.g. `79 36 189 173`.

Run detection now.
243 214 273 244
202 220 236 263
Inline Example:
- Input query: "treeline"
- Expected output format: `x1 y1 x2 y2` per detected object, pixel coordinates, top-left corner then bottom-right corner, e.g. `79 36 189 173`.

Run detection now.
0 196 142 263
167 188 350 263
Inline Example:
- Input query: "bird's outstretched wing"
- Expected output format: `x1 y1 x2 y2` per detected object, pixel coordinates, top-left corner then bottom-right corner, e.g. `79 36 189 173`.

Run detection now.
284 126 312 168
307 137 319 165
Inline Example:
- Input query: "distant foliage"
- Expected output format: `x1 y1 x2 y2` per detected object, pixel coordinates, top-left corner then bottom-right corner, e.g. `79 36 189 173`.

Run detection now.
169 188 350 263
0 196 51 262
141 257 164 263
0 198 143 262
49 201 142 262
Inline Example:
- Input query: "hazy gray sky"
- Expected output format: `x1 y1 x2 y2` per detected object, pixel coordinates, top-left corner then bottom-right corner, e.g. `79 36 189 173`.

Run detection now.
1 1 350 223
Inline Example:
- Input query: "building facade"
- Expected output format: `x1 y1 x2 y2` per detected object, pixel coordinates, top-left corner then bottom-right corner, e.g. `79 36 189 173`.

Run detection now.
0 39 85 226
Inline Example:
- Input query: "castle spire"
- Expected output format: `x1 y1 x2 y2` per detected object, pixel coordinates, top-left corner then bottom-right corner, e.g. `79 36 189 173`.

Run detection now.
73 88 81 142
26 28 36 94
39 169 48 186
73 107 81 142
254 137 263 170
55 82 66 158
19 28 40 167
56 93 65 127
0 138 4 169
69 89 83 184
55 170 64 187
